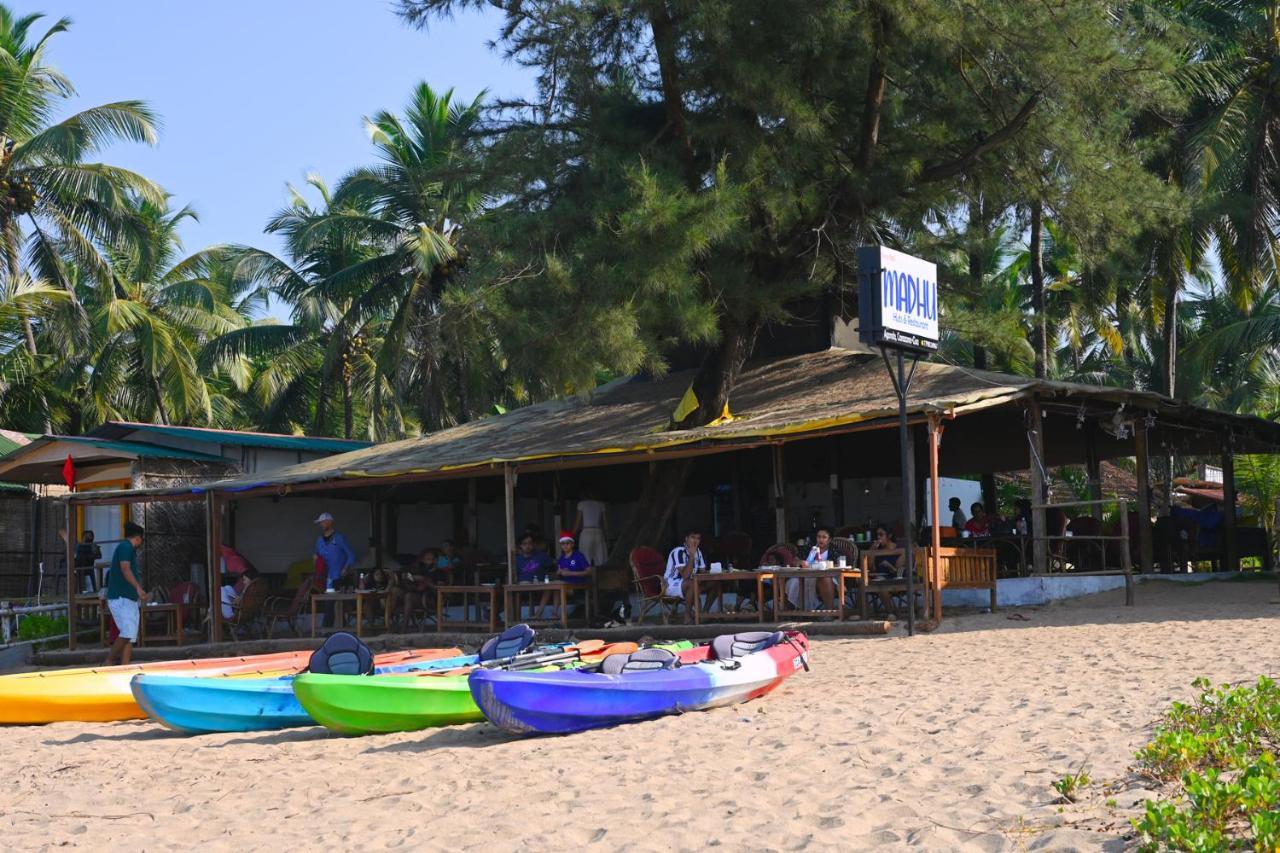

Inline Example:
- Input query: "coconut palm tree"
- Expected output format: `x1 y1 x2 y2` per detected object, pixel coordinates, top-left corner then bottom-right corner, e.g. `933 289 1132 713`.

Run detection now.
326 82 492 431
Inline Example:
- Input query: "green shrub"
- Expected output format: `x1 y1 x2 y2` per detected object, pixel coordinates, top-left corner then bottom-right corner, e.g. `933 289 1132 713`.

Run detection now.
15 613 68 649
1134 677 1280 850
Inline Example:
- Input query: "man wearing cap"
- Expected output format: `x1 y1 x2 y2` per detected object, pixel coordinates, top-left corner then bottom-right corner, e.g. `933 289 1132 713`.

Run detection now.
314 512 356 624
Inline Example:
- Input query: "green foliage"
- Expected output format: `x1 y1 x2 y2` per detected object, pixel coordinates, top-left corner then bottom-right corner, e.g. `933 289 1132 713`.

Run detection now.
1052 763 1091 803
16 612 67 649
1133 677 1280 851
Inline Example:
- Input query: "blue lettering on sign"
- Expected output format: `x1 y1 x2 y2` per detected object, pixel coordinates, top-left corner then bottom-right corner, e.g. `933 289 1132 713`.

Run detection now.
880 270 937 322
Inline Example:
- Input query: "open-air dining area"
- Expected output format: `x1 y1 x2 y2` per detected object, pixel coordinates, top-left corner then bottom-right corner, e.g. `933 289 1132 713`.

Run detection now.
48 347 1280 648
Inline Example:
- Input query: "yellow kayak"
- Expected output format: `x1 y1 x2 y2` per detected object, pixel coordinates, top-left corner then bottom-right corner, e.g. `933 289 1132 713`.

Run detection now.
0 648 460 725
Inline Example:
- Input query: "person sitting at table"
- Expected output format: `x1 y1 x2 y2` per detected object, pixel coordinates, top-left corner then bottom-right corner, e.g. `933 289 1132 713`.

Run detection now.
664 529 706 624
221 567 260 619
949 497 967 531
436 539 462 575
398 547 442 629
785 526 837 612
530 531 593 621
964 502 992 537
515 533 555 582
867 526 906 615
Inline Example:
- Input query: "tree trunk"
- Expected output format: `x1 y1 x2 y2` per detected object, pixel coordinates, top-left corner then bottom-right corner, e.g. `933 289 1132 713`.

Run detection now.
647 1 697 189
968 194 987 371
151 376 170 425
858 3 892 171
1029 201 1047 379
342 371 354 440
1162 267 1178 399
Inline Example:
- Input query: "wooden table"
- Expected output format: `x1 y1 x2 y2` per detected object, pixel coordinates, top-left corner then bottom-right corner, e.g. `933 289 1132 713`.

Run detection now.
139 602 184 646
310 590 385 638
691 571 774 624
436 584 500 633
771 568 862 622
504 581 570 628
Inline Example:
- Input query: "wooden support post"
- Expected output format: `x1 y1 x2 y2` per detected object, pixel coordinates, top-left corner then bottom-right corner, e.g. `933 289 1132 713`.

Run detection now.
1027 399 1048 575
980 474 997 522
1222 450 1238 572
830 440 845 528
1134 422 1155 575
928 414 944 622
467 477 479 548
65 498 75 650
372 500 384 572
206 492 223 643
504 464 517 590
1118 498 1134 605
1084 425 1103 523
772 444 788 544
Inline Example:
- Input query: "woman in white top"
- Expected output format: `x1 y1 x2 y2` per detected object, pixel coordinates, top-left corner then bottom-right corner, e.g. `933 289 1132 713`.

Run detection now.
573 493 609 567
786 527 837 611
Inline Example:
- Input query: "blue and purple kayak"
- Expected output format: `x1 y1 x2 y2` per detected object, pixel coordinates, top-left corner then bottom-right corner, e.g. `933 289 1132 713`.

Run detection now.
470 631 809 735
130 649 475 734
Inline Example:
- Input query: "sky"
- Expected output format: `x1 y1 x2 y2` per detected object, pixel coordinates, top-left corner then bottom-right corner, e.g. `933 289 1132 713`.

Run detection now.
13 0 533 318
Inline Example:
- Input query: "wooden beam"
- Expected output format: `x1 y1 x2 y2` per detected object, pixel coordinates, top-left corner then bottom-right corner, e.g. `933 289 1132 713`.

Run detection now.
206 492 223 643
1027 400 1048 574
1134 423 1155 575
1084 425 1103 522
372 500 384 572
1118 498 1134 605
503 465 517 610
772 444 787 543
928 414 944 622
467 477 479 548
65 499 75 650
1222 450 1238 572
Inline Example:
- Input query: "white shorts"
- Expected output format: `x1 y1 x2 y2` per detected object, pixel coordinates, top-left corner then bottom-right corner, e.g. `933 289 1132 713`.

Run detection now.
664 579 683 598
108 598 140 642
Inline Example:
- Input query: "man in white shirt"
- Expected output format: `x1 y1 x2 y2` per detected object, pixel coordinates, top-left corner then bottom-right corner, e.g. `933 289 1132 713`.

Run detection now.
949 497 967 531
664 530 706 623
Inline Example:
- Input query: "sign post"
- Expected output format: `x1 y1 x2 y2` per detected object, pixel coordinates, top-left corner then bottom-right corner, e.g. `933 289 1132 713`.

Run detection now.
857 246 940 636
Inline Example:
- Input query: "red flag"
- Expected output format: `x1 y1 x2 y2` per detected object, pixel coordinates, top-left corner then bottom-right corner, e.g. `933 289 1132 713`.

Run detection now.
61 454 75 488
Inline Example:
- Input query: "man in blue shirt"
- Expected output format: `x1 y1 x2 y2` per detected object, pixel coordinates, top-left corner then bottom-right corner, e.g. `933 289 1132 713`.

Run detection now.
315 512 357 588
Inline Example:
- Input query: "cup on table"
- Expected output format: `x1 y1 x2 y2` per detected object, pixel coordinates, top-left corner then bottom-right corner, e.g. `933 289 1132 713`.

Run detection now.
961 530 970 539
710 562 723 574
836 556 847 568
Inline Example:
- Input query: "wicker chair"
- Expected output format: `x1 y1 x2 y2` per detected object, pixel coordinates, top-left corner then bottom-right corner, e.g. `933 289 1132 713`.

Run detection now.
629 547 685 624
262 577 314 638
225 578 268 640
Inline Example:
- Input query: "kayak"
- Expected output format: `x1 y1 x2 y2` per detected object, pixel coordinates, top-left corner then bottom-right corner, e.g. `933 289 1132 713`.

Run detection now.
0 648 457 725
131 650 477 734
293 641 668 735
470 631 809 735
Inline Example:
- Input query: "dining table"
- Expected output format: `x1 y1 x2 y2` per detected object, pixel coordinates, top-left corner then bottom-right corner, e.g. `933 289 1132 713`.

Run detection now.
690 570 774 624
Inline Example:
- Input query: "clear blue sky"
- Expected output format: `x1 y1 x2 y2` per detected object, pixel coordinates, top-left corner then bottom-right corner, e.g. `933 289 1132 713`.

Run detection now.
13 0 531 317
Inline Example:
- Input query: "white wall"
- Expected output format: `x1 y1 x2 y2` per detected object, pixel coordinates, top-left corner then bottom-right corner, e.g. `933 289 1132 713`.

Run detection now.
233 496 373 573
924 478 984 525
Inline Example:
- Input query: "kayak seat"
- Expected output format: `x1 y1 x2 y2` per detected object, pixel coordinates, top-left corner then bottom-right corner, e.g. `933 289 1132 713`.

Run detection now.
308 631 375 675
478 623 536 662
599 647 680 675
711 631 784 661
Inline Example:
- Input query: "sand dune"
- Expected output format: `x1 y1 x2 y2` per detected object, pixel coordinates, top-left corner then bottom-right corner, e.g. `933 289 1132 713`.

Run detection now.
2 579 1276 851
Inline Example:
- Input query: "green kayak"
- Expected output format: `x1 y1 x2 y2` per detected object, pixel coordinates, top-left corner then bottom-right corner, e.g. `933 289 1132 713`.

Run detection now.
292 641 694 735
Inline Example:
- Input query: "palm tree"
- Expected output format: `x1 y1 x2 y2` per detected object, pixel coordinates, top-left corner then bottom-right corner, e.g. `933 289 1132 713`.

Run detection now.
203 176 401 439
326 82 491 431
0 8 160 343
75 198 233 426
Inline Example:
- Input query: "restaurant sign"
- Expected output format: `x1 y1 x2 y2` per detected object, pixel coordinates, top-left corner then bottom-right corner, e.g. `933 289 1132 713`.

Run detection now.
856 245 939 352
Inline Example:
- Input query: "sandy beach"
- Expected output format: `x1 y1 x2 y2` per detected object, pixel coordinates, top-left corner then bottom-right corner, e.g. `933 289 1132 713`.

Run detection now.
3 579 1276 852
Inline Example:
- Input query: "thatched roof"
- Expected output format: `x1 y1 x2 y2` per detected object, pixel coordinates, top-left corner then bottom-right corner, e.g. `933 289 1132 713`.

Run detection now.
192 348 1280 496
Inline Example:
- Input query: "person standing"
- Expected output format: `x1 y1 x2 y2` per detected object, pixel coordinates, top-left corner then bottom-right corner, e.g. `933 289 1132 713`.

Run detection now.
74 530 102 592
573 492 609 568
314 512 356 627
105 522 147 666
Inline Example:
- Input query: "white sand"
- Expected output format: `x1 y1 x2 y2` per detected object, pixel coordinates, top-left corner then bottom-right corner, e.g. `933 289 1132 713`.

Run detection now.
2 579 1277 851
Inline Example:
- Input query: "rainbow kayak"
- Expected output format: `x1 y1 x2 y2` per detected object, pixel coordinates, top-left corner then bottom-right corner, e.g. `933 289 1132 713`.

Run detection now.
470 631 809 735
0 648 457 725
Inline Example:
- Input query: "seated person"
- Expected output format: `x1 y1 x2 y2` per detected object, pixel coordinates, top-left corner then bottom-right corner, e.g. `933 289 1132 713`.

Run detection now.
221 567 260 619
964 502 992 537
867 527 905 615
786 526 836 611
555 532 592 583
436 539 462 575
398 547 444 628
663 529 706 624
515 533 555 582
949 497 967 531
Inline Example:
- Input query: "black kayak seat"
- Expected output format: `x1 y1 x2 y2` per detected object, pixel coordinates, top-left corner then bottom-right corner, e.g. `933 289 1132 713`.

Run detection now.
710 631 784 661
308 631 375 675
600 647 680 675
478 623 536 662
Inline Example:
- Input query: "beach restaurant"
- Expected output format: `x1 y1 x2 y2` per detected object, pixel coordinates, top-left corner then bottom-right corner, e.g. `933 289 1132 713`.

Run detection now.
57 346 1280 645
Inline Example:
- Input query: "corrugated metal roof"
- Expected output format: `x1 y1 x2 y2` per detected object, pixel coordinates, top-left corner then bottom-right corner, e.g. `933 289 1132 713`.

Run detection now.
88 422 372 453
0 429 38 459
53 435 227 461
